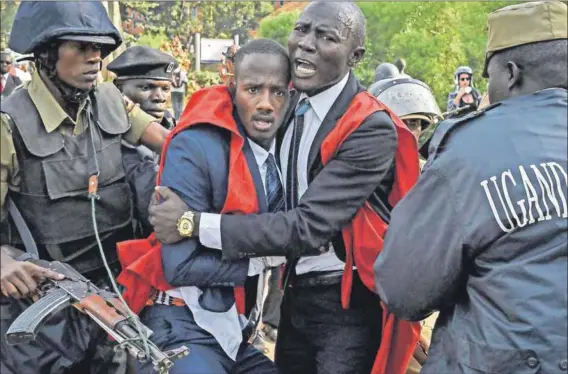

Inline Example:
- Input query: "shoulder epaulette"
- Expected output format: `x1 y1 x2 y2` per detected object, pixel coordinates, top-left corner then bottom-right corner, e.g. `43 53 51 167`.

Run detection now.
427 102 502 160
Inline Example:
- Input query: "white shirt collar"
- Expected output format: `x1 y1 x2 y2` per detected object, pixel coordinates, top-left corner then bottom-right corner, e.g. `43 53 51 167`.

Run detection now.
247 138 276 168
298 71 350 121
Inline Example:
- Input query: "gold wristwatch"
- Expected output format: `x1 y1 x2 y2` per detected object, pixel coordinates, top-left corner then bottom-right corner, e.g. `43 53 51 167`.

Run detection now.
177 211 196 237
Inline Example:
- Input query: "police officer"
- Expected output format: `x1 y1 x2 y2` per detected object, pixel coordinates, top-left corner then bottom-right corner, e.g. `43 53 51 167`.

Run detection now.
108 46 178 237
371 74 441 169
108 46 178 131
367 62 400 95
375 2 567 373
0 2 168 373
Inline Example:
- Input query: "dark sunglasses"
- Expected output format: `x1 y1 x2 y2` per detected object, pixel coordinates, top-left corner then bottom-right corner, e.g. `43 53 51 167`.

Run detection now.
460 77 471 82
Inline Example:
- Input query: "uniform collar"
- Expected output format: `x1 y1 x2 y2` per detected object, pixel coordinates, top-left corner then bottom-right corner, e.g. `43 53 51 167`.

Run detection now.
27 70 89 133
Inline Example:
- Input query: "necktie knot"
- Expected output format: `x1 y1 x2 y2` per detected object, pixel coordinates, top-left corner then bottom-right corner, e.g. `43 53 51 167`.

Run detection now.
295 99 310 117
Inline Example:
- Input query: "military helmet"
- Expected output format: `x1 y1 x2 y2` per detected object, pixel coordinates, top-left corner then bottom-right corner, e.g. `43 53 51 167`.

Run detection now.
373 77 442 130
374 63 400 83
9 1 122 57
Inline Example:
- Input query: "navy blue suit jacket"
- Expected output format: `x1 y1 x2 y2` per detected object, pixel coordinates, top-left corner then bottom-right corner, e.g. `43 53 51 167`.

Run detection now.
160 121 268 312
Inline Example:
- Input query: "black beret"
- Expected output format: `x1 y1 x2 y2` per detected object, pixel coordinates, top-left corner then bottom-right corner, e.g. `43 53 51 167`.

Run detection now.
107 46 178 81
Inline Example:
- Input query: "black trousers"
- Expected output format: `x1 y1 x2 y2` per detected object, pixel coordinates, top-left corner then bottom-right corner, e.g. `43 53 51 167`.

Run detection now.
262 267 283 328
275 272 382 374
0 266 127 374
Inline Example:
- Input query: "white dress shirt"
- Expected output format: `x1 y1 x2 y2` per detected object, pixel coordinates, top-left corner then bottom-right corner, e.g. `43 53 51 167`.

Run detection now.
200 73 351 275
169 138 283 360
279 72 350 275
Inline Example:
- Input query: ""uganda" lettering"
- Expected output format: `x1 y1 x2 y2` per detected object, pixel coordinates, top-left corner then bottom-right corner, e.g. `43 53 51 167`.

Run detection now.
480 162 568 233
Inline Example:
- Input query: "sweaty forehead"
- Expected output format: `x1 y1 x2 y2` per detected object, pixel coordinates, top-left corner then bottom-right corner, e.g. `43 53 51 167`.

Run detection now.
301 3 356 37
238 53 288 81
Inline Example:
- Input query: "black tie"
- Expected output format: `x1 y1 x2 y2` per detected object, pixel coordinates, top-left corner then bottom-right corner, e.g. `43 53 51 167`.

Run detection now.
265 154 284 213
286 99 310 210
282 98 310 289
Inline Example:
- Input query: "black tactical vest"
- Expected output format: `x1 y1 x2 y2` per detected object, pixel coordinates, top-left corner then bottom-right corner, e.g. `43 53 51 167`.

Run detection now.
1 83 134 274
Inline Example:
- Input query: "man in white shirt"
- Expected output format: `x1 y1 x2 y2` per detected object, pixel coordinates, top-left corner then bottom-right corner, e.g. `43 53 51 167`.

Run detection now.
0 51 23 99
149 3 421 374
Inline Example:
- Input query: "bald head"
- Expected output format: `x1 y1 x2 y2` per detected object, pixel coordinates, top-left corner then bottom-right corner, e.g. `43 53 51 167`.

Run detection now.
0 52 13 75
288 1 366 95
304 2 366 49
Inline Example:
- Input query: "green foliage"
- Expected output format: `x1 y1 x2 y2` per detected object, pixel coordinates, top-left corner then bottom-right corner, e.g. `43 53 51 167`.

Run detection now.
136 32 169 50
259 10 301 48
259 1 522 110
1 1 19 51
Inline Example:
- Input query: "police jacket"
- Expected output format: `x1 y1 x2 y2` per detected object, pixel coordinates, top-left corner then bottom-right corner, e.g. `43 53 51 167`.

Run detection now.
375 88 568 374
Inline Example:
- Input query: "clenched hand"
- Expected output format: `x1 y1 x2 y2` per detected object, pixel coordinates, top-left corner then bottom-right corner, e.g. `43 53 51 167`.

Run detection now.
0 248 64 299
148 186 189 244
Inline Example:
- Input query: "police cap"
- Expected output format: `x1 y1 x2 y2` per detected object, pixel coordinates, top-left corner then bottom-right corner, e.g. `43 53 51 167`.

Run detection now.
8 1 121 55
483 1 567 77
107 46 178 82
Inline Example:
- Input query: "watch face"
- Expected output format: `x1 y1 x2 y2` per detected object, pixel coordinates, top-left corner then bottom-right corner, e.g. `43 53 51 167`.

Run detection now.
178 218 193 236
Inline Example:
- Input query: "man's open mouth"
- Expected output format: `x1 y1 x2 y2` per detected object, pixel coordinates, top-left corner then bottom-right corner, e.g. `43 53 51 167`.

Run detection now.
251 118 274 131
294 58 317 78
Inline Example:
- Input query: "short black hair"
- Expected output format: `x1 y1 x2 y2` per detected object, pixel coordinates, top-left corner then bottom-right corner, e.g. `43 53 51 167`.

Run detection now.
233 39 290 83
492 39 567 90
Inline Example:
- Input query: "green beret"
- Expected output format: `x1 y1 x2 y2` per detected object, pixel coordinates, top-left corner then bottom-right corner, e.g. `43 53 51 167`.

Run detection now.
483 1 567 77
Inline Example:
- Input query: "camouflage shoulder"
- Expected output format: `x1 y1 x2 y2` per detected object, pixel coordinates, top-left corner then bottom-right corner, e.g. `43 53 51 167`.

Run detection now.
420 102 501 160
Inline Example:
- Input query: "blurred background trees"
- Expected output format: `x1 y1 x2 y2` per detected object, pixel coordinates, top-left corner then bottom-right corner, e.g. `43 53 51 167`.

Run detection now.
1 1 520 108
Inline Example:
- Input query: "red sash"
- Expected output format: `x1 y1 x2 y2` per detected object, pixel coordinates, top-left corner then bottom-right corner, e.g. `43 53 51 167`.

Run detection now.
117 86 259 315
320 91 421 374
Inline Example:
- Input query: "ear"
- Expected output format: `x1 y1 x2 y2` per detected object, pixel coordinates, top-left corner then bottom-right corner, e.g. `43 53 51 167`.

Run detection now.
228 81 236 99
348 47 366 67
507 61 522 90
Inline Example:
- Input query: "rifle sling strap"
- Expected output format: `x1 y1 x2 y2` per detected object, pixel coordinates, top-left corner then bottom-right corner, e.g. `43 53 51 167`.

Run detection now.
6 196 39 259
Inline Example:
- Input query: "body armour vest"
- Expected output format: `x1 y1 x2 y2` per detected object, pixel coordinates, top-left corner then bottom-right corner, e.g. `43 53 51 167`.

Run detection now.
1 83 134 274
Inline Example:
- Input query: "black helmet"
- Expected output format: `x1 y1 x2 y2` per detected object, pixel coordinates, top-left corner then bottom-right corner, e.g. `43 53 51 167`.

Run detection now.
374 63 400 83
9 1 122 57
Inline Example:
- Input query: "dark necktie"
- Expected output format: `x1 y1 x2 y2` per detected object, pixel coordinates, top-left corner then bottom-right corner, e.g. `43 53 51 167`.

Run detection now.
285 98 310 210
265 153 284 213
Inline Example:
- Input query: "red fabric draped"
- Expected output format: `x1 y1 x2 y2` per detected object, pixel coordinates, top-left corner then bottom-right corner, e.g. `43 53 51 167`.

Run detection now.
117 86 259 315
320 91 421 374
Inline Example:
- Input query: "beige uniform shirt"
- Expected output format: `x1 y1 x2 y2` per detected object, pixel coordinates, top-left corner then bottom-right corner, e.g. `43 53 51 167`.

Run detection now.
0 70 155 221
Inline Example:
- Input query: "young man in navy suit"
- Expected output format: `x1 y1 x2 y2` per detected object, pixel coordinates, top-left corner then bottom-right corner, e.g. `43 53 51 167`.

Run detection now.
149 3 421 374
118 39 290 374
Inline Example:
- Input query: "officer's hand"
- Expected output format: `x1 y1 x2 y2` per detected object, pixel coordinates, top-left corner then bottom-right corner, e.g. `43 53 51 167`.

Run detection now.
149 186 189 244
412 335 429 366
0 248 64 299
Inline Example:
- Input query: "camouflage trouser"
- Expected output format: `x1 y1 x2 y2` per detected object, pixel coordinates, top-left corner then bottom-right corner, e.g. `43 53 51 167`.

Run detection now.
0 266 128 374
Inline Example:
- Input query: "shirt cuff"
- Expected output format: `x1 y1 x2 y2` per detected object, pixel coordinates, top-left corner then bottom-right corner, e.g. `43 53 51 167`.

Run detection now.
199 213 223 249
247 258 265 276
123 105 155 145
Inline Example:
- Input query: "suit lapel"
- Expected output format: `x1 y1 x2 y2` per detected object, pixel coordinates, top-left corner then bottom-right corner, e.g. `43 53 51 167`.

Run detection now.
237 122 269 214
275 92 300 166
3 75 15 95
306 72 363 175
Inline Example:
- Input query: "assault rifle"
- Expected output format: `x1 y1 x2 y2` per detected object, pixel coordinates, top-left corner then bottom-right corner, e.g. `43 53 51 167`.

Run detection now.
4 255 189 374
